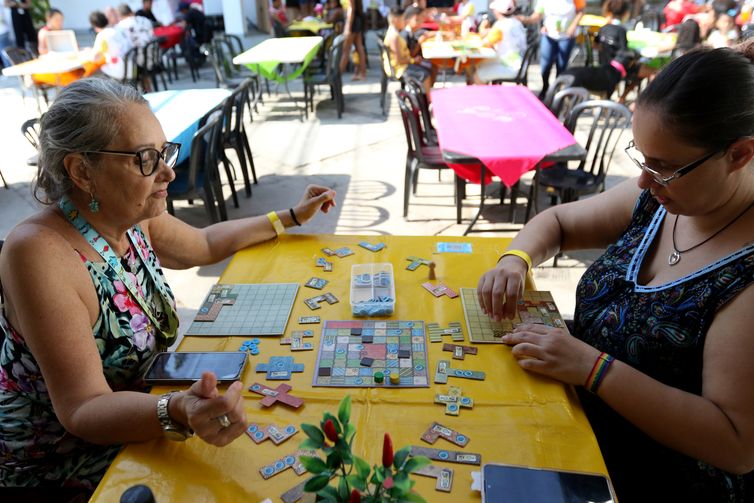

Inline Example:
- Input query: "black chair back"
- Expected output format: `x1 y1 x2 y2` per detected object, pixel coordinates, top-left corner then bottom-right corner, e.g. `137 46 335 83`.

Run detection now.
542 74 575 110
516 41 539 86
402 75 435 145
272 19 288 38
550 86 590 123
395 89 433 162
121 45 141 90
2 47 33 65
21 118 40 150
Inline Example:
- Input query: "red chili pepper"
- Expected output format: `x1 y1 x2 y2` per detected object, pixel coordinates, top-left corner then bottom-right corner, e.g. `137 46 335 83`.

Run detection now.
382 433 394 467
349 489 361 503
323 419 338 442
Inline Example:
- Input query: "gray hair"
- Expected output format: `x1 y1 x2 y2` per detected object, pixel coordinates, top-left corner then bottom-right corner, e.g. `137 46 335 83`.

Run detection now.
35 78 147 204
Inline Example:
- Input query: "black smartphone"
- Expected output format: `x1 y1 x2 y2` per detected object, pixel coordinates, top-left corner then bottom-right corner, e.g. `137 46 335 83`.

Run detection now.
145 352 248 385
482 463 617 503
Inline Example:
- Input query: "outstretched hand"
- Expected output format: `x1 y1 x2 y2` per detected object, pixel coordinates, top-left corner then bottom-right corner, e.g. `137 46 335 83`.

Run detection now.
181 372 247 446
293 184 337 225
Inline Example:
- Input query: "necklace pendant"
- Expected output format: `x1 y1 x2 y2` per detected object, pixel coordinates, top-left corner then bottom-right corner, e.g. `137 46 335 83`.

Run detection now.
668 250 681 266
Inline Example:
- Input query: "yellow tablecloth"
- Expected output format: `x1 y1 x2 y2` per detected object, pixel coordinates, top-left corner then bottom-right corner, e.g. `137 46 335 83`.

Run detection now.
288 20 333 34
92 234 607 502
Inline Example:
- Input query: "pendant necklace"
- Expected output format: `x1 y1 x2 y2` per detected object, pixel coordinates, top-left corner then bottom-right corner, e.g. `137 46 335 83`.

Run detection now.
669 199 754 266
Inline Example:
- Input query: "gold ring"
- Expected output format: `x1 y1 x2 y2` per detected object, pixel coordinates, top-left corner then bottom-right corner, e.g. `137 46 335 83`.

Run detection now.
217 414 231 428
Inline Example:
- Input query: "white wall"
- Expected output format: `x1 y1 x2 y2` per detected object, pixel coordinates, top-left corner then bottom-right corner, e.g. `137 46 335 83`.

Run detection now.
53 0 177 31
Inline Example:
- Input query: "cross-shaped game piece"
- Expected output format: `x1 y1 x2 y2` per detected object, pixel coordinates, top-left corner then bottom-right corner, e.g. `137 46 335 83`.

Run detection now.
434 359 486 384
406 256 432 271
422 282 459 299
421 421 470 447
434 386 474 415
442 343 478 360
280 330 314 351
246 423 298 445
259 449 316 479
248 382 304 408
428 322 464 343
255 356 305 380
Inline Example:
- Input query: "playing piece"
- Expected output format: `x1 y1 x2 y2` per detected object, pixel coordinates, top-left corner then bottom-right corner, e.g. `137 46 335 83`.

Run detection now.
428 322 464 343
414 464 454 492
360 357 374 367
280 330 314 344
460 289 569 343
305 277 328 290
359 241 386 252
428 261 436 280
323 261 333 272
406 256 431 271
335 247 354 258
281 479 309 503
259 449 316 479
299 316 320 324
409 445 482 465
313 320 429 387
442 343 478 360
321 248 337 256
246 423 298 445
434 386 474 416
323 292 339 304
434 360 486 384
186 283 298 336
422 282 459 299
248 382 304 408
436 242 473 254
255 356 305 380
304 297 322 310
421 422 470 447
316 257 328 267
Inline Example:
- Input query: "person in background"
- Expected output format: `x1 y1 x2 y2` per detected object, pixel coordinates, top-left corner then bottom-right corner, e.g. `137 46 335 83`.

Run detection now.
384 7 433 94
105 6 121 27
89 10 133 81
402 6 438 82
116 3 154 91
473 0 527 83
0 77 337 491
519 0 584 97
477 44 754 501
136 0 162 27
270 0 290 28
325 0 344 25
177 1 208 45
662 0 700 29
0 5 11 64
4 0 35 52
37 9 64 55
707 13 739 48
340 0 367 80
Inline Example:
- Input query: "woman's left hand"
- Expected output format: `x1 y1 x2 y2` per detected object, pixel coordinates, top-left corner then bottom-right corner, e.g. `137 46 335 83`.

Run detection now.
500 324 601 386
292 184 337 225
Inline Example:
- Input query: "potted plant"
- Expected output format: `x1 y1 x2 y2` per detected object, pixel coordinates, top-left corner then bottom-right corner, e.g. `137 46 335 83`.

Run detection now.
298 396 431 502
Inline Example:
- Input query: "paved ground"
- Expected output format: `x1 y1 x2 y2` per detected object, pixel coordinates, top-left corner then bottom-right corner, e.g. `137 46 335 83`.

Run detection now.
0 29 639 330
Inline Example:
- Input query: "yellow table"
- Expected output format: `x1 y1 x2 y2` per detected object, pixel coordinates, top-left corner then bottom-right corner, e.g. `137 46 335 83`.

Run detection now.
288 19 334 35
92 234 608 502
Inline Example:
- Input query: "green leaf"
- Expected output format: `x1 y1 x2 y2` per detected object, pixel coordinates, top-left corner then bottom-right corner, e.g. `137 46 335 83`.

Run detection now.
338 395 352 425
326 449 343 469
393 447 410 470
372 466 385 483
393 472 411 493
345 423 357 442
301 423 325 446
398 492 427 503
337 475 350 501
304 474 331 492
299 455 328 475
346 474 367 492
354 456 371 479
318 486 339 501
403 456 431 474
300 438 321 450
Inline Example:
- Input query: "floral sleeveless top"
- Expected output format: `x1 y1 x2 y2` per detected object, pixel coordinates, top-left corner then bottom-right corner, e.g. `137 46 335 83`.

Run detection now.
574 190 754 502
0 226 177 488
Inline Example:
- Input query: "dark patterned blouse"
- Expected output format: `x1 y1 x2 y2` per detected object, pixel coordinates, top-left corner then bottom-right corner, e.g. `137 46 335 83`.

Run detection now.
574 190 754 502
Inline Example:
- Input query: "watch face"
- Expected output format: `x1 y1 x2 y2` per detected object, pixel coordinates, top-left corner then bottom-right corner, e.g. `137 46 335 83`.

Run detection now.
164 427 190 441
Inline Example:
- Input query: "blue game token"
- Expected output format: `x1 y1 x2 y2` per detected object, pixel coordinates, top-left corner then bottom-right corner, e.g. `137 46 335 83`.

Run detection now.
274 461 285 470
438 451 449 460
263 467 274 476
247 424 258 433
461 397 471 405
251 338 261 344
448 404 459 412
251 384 261 391
285 425 296 434
250 347 260 355
284 456 296 465
254 431 264 440
457 435 467 442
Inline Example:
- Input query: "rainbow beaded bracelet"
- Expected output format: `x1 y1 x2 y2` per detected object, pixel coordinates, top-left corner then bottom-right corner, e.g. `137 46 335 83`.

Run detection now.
585 352 615 393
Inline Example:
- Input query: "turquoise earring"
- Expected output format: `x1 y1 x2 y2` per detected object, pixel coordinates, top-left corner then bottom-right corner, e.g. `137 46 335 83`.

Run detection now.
88 194 100 213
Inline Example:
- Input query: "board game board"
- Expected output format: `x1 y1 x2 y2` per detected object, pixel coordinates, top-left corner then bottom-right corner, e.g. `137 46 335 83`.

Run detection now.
185 283 299 336
460 289 568 343
313 320 430 387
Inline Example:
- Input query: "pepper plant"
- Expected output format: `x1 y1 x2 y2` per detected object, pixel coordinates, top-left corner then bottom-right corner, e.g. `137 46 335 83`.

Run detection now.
298 395 431 502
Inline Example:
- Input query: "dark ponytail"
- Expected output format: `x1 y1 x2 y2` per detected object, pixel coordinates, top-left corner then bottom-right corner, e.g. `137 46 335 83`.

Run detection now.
636 43 754 150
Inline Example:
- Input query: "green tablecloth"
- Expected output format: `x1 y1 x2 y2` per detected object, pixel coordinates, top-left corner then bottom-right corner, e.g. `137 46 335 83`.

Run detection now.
288 19 333 34
232 36 323 84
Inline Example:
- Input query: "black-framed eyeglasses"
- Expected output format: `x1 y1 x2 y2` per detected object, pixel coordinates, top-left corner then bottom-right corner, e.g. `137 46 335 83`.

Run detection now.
88 142 181 176
624 140 723 186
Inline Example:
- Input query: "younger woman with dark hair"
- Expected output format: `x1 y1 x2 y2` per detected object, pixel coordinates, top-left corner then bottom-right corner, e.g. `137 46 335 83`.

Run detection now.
478 44 754 501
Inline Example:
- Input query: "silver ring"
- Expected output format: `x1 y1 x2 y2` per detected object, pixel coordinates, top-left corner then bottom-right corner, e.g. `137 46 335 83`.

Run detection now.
217 414 231 428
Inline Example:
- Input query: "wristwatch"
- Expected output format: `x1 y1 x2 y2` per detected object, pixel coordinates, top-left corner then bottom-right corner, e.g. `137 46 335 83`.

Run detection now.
156 391 194 441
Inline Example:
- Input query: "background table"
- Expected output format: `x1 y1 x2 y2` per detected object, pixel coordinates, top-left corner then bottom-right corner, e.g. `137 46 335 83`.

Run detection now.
154 25 185 50
145 88 231 165
92 234 609 502
421 36 496 74
233 36 323 84
1 52 102 86
287 20 333 35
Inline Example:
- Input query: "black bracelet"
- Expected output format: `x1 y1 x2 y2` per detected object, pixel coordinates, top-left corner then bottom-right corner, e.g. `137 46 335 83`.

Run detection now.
289 208 302 226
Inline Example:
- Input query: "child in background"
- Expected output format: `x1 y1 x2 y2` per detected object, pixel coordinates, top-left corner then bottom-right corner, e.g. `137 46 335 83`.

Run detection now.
37 8 64 55
383 6 434 94
474 0 527 83
270 0 290 26
707 13 739 47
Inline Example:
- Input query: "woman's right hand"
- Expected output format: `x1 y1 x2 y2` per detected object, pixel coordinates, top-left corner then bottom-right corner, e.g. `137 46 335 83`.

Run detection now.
179 372 248 446
477 255 528 321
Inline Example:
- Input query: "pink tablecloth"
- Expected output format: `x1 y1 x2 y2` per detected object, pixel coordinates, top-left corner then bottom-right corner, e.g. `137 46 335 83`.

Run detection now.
431 85 578 187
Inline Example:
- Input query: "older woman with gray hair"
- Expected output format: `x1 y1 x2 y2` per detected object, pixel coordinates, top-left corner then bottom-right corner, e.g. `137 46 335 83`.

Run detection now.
0 78 336 490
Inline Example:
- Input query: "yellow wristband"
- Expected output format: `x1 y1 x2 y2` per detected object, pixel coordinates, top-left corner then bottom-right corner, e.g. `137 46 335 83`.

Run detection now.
267 211 285 236
499 249 532 271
